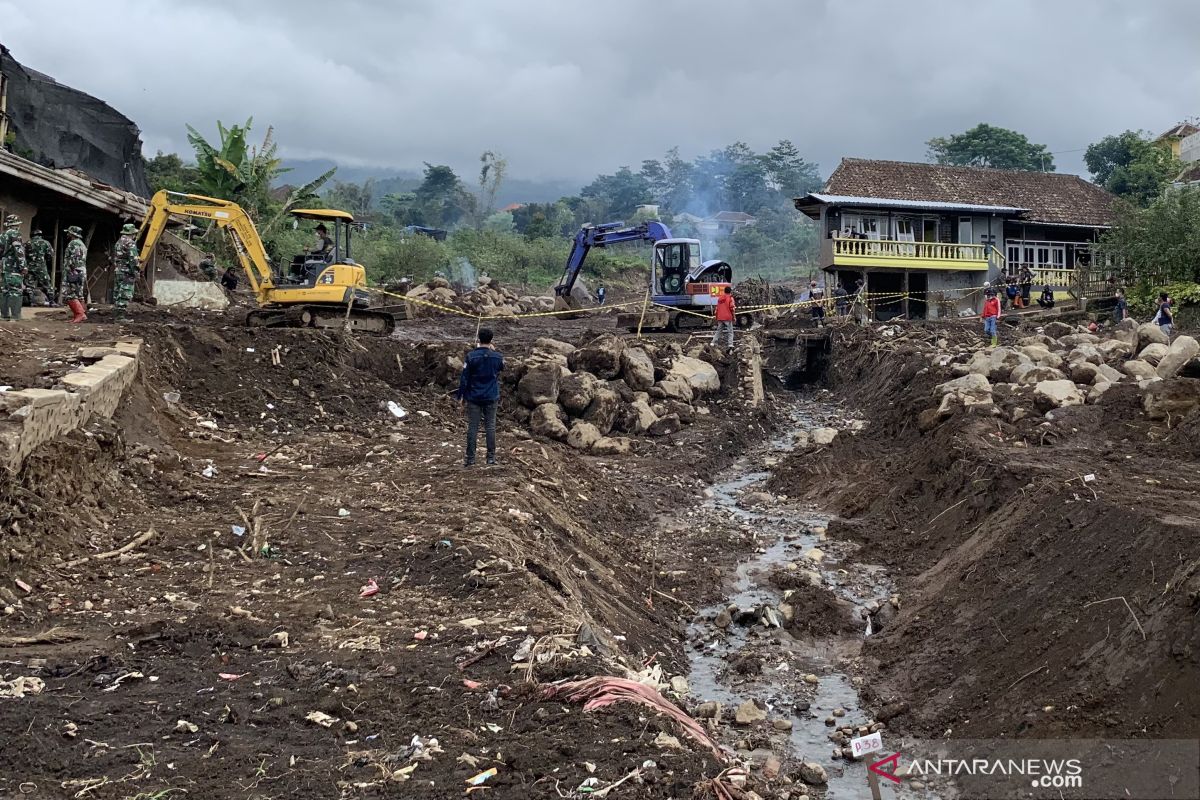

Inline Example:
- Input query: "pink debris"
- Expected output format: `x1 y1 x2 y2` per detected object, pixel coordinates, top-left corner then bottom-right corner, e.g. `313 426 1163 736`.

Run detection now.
218 672 245 682
413 630 428 641
359 579 379 598
541 676 726 761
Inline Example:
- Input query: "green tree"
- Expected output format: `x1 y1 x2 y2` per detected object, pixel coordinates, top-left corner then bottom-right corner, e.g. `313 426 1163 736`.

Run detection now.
145 151 200 193
580 167 652 219
1100 186 1200 282
1084 130 1180 206
926 123 1054 171
414 164 471 229
186 119 288 218
325 179 376 218
470 151 508 230
763 140 822 198
381 192 420 226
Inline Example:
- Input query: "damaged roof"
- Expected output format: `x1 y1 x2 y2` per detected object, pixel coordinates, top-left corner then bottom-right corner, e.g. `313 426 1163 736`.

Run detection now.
803 158 1120 227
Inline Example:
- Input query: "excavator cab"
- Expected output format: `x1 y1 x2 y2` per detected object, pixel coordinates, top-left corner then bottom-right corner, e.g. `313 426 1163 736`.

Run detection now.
288 208 357 285
653 239 703 295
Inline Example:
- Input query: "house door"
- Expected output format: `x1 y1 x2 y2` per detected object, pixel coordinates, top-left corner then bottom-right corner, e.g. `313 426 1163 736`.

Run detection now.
958 216 973 244
922 219 938 243
908 272 928 319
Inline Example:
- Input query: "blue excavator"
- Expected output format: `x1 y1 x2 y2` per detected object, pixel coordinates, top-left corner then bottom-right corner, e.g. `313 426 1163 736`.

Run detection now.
553 220 733 331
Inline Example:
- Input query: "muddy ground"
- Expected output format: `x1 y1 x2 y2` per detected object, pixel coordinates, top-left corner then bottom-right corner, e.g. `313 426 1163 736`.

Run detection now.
3 307 1199 800
0 309 799 800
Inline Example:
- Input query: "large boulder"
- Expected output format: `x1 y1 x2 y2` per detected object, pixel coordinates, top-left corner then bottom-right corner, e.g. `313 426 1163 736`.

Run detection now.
1157 335 1200 379
566 421 602 451
1112 318 1140 349
1138 343 1170 365
1122 359 1158 380
656 374 694 402
1033 379 1085 411
966 347 1030 382
558 372 599 415
935 373 992 399
583 387 621 435
1068 361 1101 385
534 337 576 357
1042 321 1075 339
810 428 838 445
628 399 659 433
1095 363 1124 384
646 413 683 437
530 403 569 441
592 436 633 456
1097 339 1134 360
620 347 656 391
1060 333 1100 347
568 334 625 379
1018 344 1053 363
517 363 562 408
1138 322 1170 349
1143 378 1200 420
1067 344 1103 366
1011 364 1067 386
669 356 721 395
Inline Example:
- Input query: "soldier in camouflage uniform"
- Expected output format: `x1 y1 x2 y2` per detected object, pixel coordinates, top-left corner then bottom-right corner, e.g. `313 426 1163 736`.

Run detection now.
25 229 56 306
112 222 140 321
62 226 88 323
0 214 27 321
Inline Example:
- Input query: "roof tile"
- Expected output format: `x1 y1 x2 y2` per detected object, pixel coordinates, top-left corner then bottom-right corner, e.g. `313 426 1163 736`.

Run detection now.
822 158 1120 226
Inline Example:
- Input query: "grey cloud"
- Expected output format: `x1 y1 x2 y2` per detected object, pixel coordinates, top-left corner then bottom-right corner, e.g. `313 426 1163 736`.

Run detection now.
4 0 1197 182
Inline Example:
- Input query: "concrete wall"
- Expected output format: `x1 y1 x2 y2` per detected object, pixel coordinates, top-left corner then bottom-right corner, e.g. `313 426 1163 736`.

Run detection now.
0 190 38 237
0 339 141 472
928 270 982 318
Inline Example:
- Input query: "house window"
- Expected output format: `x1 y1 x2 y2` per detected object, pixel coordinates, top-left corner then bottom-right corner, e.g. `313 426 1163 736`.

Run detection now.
895 219 915 242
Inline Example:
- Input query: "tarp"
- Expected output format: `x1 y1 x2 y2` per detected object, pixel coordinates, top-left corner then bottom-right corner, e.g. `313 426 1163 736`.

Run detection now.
1 43 150 197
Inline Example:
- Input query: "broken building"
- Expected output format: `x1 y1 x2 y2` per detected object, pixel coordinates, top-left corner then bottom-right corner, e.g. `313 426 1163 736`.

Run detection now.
0 43 151 303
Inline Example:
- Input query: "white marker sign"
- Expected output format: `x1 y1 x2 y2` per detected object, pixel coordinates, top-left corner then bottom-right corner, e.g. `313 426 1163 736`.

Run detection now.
850 731 884 758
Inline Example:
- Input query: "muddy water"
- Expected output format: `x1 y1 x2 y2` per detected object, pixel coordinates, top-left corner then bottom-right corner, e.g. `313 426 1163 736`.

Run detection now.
686 400 903 798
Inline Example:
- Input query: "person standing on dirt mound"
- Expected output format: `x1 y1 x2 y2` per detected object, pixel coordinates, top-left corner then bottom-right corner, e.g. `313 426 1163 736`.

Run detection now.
112 223 141 322
0 214 27 322
457 328 504 467
982 286 1001 347
712 285 736 348
61 226 88 323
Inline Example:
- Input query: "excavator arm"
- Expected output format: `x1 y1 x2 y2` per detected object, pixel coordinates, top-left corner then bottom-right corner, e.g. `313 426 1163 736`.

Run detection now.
137 190 277 304
555 220 672 302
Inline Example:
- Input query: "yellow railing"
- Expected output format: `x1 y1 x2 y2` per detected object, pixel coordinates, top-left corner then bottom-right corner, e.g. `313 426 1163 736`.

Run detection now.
832 238 988 264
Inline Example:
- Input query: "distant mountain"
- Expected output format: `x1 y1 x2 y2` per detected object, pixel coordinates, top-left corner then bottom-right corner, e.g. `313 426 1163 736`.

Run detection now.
280 158 583 208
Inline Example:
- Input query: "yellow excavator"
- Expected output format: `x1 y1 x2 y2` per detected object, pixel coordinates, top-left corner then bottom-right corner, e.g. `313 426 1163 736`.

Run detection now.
137 190 395 334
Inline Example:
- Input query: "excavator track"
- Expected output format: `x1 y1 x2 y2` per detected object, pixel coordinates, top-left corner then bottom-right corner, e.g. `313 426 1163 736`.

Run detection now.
245 305 395 335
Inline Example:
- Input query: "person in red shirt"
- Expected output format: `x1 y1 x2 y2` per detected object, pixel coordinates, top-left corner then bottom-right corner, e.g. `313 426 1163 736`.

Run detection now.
712 286 736 348
982 286 1001 347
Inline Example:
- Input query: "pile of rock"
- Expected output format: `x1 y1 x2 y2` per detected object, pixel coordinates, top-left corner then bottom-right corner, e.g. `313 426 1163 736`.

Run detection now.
404 276 555 318
509 333 724 454
926 318 1200 427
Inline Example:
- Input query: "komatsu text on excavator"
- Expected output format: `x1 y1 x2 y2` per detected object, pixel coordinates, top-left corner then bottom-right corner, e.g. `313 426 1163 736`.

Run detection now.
137 190 395 334
553 220 732 331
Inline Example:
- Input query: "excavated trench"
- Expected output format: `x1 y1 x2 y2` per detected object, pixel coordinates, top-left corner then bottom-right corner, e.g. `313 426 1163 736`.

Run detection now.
684 399 922 797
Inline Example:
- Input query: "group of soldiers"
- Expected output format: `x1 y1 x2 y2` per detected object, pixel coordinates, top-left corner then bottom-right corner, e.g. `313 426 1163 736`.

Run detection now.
0 216 142 323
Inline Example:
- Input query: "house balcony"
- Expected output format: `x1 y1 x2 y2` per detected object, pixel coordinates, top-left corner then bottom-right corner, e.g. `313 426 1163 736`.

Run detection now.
825 237 991 271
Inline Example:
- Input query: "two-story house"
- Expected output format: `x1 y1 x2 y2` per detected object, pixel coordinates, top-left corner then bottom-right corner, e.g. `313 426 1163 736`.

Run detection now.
794 158 1120 320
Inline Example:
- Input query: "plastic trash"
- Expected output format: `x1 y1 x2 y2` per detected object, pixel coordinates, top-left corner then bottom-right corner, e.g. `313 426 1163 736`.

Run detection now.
231 525 246 537
337 508 351 518
387 401 407 419
359 579 379 598
466 768 497 787
201 465 216 478
162 391 181 404
197 420 218 430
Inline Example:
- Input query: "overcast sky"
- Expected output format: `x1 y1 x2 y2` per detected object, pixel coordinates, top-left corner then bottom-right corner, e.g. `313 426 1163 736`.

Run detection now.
3 0 1197 185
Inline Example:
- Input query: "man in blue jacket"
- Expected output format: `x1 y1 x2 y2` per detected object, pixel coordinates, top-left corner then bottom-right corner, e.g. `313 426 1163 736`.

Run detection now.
457 328 504 466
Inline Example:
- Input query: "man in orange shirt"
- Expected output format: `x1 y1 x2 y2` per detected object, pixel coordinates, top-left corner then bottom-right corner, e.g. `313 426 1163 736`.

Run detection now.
712 286 736 348
982 286 1001 347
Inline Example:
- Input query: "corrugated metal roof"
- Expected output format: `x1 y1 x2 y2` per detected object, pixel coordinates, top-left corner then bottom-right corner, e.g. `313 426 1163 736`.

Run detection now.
801 193 1027 214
